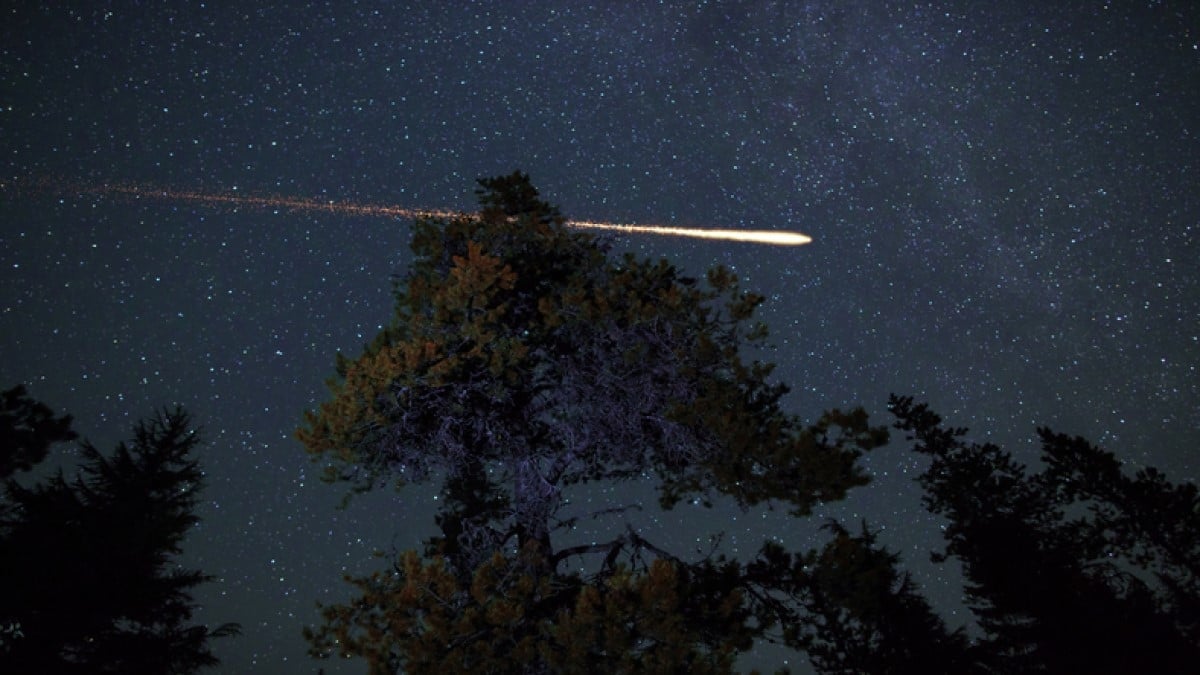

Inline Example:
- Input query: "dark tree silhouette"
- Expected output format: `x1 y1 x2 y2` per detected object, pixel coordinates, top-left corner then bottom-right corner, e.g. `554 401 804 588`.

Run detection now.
743 521 980 675
882 395 1200 674
0 398 239 674
299 172 888 673
0 384 77 479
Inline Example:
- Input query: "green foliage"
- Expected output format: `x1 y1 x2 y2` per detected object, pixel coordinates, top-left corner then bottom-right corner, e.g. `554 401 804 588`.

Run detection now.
307 541 750 675
298 172 880 519
298 172 887 672
0 400 239 674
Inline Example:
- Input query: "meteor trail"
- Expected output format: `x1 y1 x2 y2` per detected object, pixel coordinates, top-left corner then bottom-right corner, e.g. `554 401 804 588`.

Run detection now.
568 220 813 246
10 178 814 246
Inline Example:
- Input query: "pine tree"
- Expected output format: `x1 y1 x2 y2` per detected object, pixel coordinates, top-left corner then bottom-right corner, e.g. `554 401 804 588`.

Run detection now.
0 384 77 479
888 395 1200 674
753 521 980 675
299 172 887 673
0 403 239 674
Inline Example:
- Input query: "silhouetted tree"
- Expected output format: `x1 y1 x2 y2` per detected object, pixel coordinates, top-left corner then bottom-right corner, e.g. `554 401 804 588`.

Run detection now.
0 398 239 674
741 520 980 675
299 172 888 673
0 384 77 479
885 395 1200 674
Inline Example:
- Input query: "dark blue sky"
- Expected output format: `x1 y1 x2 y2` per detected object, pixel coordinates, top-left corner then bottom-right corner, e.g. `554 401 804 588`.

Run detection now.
2 2 1197 672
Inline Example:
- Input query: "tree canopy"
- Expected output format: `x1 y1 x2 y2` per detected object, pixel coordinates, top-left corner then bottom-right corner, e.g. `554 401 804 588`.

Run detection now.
880 395 1199 674
0 392 239 674
710 399 1200 675
298 172 887 673
0 384 77 479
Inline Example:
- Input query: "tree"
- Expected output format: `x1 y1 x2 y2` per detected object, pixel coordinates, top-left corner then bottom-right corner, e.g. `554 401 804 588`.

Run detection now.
747 521 979 675
0 384 77 479
0 398 239 674
881 395 1200 674
298 172 888 673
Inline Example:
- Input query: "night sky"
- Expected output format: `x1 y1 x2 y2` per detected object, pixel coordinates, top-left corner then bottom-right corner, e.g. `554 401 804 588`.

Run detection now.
2 2 1197 673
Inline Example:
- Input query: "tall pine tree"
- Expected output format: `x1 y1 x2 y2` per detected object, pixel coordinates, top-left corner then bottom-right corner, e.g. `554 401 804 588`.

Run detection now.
0 399 238 674
299 172 887 673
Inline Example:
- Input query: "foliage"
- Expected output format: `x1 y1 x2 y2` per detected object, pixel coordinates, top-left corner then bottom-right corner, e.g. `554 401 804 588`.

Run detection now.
741 521 979 675
885 395 1200 674
306 540 752 675
299 172 887 672
0 384 77 479
0 399 239 674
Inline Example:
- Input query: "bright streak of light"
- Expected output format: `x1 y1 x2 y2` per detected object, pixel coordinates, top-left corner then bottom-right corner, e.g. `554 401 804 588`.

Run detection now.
569 220 813 246
8 178 813 246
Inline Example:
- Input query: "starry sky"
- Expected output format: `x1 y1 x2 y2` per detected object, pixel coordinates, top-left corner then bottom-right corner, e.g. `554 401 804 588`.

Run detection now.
1 2 1197 672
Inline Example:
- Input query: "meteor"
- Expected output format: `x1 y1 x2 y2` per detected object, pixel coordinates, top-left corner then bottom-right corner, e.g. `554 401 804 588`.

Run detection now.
10 178 813 246
568 220 812 246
